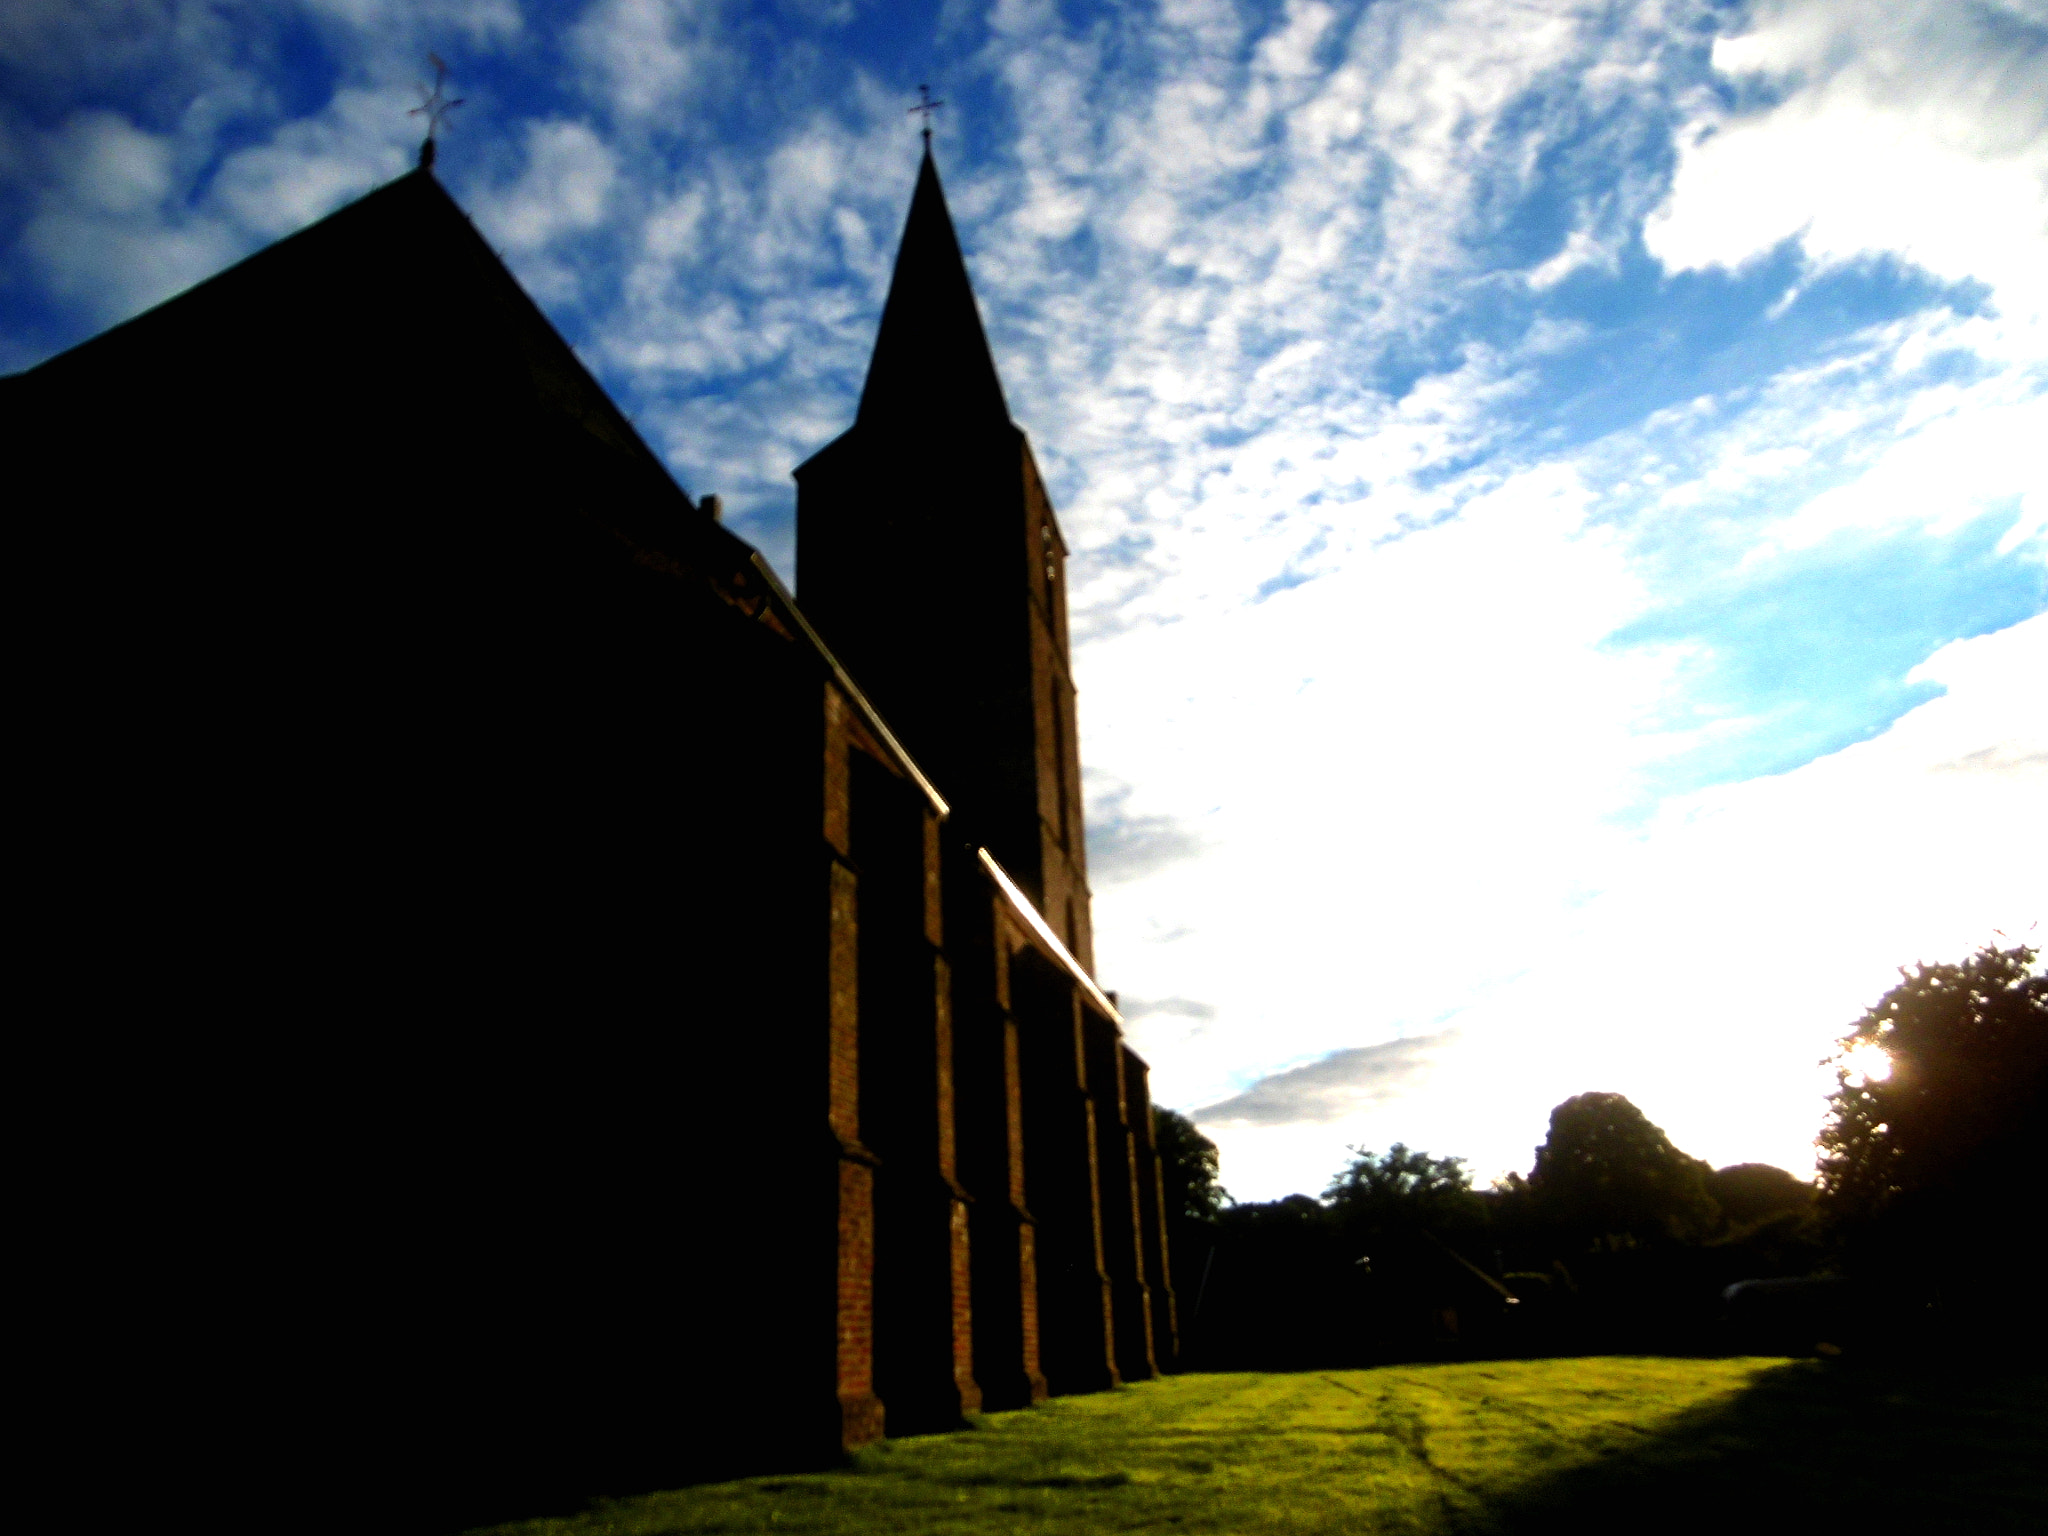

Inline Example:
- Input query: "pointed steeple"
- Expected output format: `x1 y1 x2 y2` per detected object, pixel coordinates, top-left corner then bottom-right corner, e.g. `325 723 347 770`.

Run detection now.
796 144 1095 971
856 149 1010 430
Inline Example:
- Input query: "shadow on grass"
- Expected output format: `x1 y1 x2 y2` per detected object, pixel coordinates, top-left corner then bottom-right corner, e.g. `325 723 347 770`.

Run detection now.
1480 1355 2046 1535
385 1424 865 1536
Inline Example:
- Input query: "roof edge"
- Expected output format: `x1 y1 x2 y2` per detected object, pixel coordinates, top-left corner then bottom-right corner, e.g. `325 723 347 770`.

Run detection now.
979 847 1124 1030
745 552 949 817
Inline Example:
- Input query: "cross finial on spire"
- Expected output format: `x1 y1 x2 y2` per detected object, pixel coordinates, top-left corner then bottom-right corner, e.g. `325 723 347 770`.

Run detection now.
410 53 464 169
909 83 945 148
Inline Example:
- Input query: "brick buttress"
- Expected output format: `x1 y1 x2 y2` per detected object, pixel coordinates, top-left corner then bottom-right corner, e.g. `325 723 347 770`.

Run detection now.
1087 1018 1157 1383
1015 953 1119 1394
821 686 886 1451
1123 1048 1179 1371
946 840 1049 1410
853 758 980 1433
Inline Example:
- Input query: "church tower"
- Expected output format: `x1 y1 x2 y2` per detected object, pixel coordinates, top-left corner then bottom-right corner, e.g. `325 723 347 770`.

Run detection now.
796 148 1094 970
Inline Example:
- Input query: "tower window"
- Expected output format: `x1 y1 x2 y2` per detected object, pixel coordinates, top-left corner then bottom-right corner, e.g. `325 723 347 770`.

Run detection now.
1050 686 1070 849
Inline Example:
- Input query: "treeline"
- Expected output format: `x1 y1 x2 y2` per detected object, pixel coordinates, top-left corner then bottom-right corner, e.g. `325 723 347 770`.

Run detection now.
1155 942 2046 1368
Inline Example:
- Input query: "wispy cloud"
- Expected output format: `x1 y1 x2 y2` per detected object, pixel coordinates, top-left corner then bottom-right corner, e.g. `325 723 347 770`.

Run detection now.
1119 995 1218 1023
1086 781 1209 886
1195 1032 1454 1128
570 0 728 123
1647 0 2048 323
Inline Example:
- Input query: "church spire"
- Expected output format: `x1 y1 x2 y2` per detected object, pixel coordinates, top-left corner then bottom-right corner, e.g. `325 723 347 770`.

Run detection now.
796 141 1094 969
855 149 1010 431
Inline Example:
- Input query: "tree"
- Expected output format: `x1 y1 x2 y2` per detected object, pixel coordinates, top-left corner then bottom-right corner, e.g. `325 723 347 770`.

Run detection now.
1154 1107 1228 1227
1323 1143 1483 1243
1818 943 2046 1255
1706 1164 1815 1229
1528 1092 1717 1248
1153 1107 1228 1313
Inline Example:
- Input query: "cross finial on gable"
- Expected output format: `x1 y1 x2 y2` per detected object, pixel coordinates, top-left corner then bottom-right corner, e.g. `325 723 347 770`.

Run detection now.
909 83 945 148
410 53 465 169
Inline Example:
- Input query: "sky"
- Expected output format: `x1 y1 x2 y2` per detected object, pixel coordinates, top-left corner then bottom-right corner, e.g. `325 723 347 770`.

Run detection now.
5 0 2042 1201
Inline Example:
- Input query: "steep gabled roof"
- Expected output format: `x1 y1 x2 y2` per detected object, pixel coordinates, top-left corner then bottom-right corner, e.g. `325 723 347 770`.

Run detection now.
12 162 959 818
18 167 685 515
855 149 1010 431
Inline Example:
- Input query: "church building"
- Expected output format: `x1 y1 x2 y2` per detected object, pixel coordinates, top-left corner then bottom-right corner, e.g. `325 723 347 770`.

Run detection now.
8 144 1175 1529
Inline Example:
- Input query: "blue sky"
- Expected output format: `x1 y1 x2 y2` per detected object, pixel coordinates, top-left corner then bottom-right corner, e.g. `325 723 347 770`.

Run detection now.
6 0 2042 1197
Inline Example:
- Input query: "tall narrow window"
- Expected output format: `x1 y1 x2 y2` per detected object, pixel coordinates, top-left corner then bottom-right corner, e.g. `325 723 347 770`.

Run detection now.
1050 683 1070 850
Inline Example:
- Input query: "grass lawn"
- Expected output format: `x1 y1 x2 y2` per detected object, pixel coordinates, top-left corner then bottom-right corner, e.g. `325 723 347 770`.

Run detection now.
478 1356 2045 1535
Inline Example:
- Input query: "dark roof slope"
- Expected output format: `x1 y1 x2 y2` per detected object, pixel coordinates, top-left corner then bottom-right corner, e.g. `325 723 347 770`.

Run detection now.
13 167 694 552
8 163 962 811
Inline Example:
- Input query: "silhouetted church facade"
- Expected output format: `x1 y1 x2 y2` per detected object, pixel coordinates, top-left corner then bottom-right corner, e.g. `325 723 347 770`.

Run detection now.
9 151 1172 1526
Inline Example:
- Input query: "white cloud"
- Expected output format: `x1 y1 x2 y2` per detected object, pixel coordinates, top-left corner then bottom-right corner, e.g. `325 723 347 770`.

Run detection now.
0 0 242 90
19 110 240 323
300 0 523 47
1751 375 2048 560
1647 0 2048 322
3 2 534 333
1197 613 2047 1200
571 0 729 121
570 78 948 544
1095 463 1663 1110
210 86 418 238
473 118 620 255
46 108 173 214
948 0 1719 628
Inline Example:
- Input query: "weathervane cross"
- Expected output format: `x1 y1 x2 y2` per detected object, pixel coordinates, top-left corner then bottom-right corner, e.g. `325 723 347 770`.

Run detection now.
410 53 464 168
908 83 945 146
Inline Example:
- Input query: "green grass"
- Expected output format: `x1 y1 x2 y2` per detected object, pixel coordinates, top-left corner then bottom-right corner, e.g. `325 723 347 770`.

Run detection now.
478 1357 2046 1535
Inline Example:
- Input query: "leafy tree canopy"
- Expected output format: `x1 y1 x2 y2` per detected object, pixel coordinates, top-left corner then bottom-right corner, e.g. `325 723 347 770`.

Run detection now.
1706 1163 1814 1228
1529 1092 1717 1247
1818 942 2046 1236
1218 1193 1328 1233
1154 1107 1228 1226
1323 1143 1482 1241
